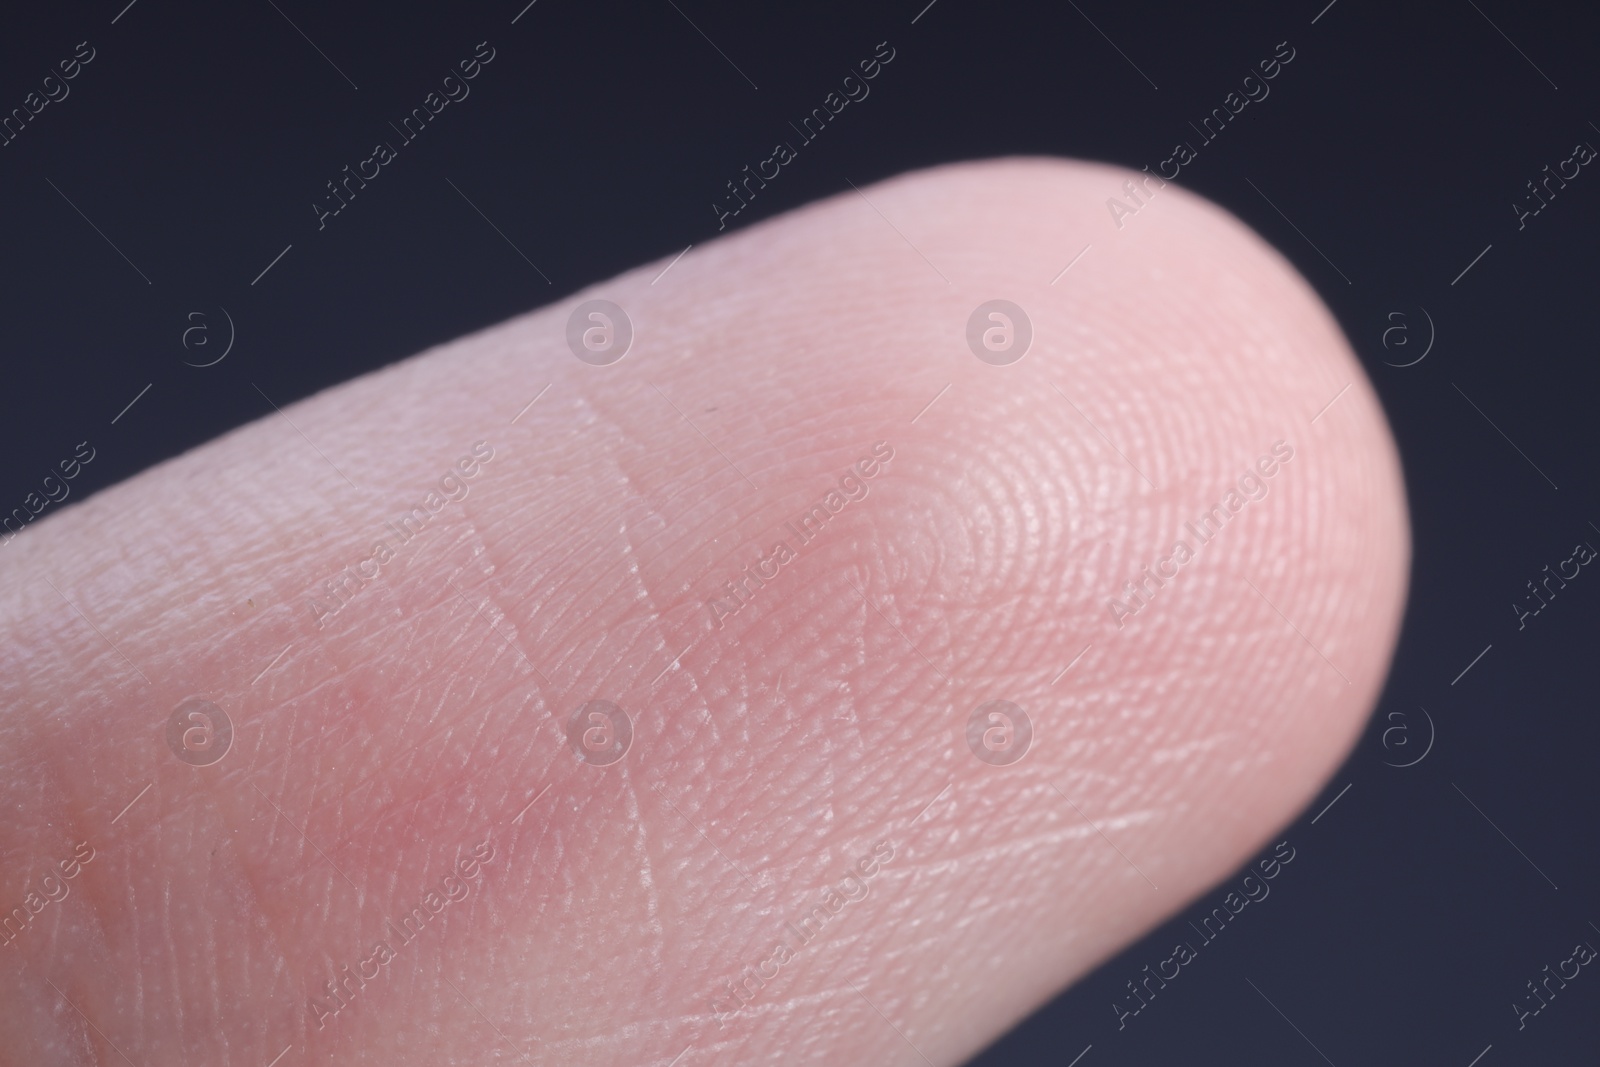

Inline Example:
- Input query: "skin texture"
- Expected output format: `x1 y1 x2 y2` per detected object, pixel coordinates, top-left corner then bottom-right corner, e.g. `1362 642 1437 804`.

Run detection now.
0 158 1408 1066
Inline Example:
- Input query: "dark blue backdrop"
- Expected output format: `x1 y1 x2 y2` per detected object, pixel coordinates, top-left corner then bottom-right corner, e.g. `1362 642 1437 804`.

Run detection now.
1 1 1596 1063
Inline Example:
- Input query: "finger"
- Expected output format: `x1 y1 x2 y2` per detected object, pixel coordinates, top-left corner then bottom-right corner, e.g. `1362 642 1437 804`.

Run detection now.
0 157 1406 1066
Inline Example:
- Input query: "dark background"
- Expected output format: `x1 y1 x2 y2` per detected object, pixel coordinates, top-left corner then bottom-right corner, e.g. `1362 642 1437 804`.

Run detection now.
3 0 1598 1063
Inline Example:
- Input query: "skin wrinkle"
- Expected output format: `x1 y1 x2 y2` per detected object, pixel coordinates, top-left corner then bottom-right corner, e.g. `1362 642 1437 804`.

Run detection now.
584 400 718 702
242 669 519 1031
710 700 834 869
249 761 359 909
275 598 550 848
705 685 821 861
502 394 686 658
619 772 671 996
537 509 688 693
245 653 395 813
322 686 512 847
606 404 769 588
62 835 143 1052
346 716 498 857
31 702 299 1058
325 713 536 872
182 824 298 1042
398 609 502 743
888 816 1162 878
371 586 513 723
162 875 192 1053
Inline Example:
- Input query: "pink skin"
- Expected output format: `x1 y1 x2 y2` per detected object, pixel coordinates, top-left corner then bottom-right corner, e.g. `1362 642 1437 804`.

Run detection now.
0 158 1407 1065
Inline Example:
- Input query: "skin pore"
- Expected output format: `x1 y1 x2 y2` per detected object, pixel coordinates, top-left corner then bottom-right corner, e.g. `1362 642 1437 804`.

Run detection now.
0 158 1407 1066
